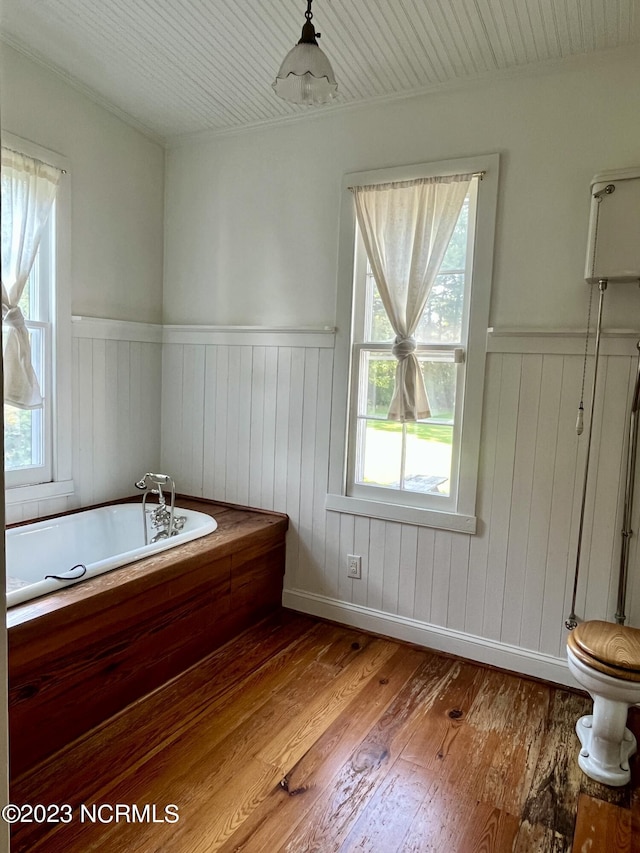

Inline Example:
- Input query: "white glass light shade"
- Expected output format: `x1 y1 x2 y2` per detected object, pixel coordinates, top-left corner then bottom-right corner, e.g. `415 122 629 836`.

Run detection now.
273 42 338 105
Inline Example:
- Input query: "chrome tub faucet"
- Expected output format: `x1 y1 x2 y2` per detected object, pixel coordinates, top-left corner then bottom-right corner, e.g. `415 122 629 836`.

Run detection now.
134 473 186 544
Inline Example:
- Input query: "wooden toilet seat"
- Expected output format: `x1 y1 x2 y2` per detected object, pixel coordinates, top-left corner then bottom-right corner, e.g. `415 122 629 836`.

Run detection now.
568 620 640 683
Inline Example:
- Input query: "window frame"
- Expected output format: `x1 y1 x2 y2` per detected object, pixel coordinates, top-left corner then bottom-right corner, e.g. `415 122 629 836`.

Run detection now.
326 154 499 534
2 132 73 504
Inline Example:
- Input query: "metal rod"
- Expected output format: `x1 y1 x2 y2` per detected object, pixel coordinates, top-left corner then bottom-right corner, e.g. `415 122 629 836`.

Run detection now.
566 279 608 630
141 490 150 546
347 170 486 192
615 340 640 624
2 145 68 173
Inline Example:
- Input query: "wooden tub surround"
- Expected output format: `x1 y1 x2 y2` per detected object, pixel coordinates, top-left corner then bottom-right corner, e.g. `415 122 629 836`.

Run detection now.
10 611 639 853
8 496 288 778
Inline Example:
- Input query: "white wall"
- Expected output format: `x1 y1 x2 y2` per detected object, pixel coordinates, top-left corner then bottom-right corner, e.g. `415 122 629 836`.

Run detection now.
1 45 165 520
164 48 640 331
162 48 640 684
1 43 165 324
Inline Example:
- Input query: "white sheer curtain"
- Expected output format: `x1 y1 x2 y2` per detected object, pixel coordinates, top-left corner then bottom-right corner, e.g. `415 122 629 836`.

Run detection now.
1 147 62 409
351 174 472 421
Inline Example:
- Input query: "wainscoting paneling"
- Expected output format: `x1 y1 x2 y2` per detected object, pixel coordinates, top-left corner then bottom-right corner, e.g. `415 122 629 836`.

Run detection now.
158 331 639 683
73 336 162 508
15 319 636 683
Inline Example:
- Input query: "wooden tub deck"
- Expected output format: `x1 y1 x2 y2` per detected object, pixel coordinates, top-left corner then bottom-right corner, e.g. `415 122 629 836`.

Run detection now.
8 497 288 777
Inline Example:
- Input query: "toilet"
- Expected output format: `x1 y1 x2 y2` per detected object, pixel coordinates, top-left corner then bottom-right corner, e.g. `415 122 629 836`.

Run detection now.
567 620 640 786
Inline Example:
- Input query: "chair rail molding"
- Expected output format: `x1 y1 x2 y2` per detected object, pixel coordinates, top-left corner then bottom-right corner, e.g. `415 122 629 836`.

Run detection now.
487 327 640 356
162 325 336 348
72 316 163 343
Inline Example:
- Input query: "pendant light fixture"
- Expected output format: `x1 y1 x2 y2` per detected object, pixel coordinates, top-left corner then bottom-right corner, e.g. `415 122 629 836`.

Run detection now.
273 0 338 106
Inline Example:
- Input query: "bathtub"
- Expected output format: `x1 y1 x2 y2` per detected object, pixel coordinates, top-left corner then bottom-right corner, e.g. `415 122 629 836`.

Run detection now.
6 502 217 608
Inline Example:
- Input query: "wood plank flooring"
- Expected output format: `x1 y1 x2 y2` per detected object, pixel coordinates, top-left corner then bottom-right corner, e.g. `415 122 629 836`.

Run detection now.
10 610 640 852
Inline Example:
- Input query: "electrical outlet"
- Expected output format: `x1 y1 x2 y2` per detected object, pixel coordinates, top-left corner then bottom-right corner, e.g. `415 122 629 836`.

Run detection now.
347 554 362 579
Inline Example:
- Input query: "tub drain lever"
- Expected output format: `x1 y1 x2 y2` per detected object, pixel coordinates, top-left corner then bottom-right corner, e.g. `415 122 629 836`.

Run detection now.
45 563 88 581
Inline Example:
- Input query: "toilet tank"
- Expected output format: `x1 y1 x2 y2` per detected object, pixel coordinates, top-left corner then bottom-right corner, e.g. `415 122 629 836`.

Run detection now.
585 167 640 284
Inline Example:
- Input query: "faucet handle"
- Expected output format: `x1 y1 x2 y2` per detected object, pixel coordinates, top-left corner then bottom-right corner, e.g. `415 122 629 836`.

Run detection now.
135 473 173 490
148 473 172 486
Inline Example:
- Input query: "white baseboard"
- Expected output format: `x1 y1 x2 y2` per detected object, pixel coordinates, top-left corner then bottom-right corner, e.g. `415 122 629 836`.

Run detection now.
283 589 575 688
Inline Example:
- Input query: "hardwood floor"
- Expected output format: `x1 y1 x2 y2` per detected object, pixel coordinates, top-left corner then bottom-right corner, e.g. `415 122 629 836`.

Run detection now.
10 610 640 852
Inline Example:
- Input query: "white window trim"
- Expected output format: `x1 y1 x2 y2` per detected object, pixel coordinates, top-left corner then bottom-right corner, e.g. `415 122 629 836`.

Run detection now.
2 131 73 501
326 153 499 533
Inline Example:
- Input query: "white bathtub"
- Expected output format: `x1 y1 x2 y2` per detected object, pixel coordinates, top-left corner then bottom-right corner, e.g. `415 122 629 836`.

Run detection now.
6 503 217 608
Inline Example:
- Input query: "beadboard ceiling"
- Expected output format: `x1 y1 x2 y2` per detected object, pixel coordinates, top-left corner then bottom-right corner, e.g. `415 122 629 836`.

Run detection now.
2 0 638 143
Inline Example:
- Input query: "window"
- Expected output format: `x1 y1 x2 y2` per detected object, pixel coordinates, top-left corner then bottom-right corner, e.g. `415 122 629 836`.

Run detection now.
2 133 73 501
327 155 499 533
4 210 55 486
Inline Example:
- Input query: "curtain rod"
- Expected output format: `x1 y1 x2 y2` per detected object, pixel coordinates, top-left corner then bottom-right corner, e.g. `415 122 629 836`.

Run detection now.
348 170 487 191
1 145 67 174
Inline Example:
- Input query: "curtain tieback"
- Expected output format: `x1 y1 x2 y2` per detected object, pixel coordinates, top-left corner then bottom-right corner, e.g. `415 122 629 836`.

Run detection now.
3 305 26 329
392 335 416 360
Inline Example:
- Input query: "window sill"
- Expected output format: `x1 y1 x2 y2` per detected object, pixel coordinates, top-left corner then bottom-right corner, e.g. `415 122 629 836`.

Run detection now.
325 493 476 534
5 479 75 506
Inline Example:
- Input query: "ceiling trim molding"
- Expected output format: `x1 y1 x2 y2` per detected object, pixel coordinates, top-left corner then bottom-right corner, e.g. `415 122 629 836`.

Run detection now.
2 27 637 150
166 42 640 148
